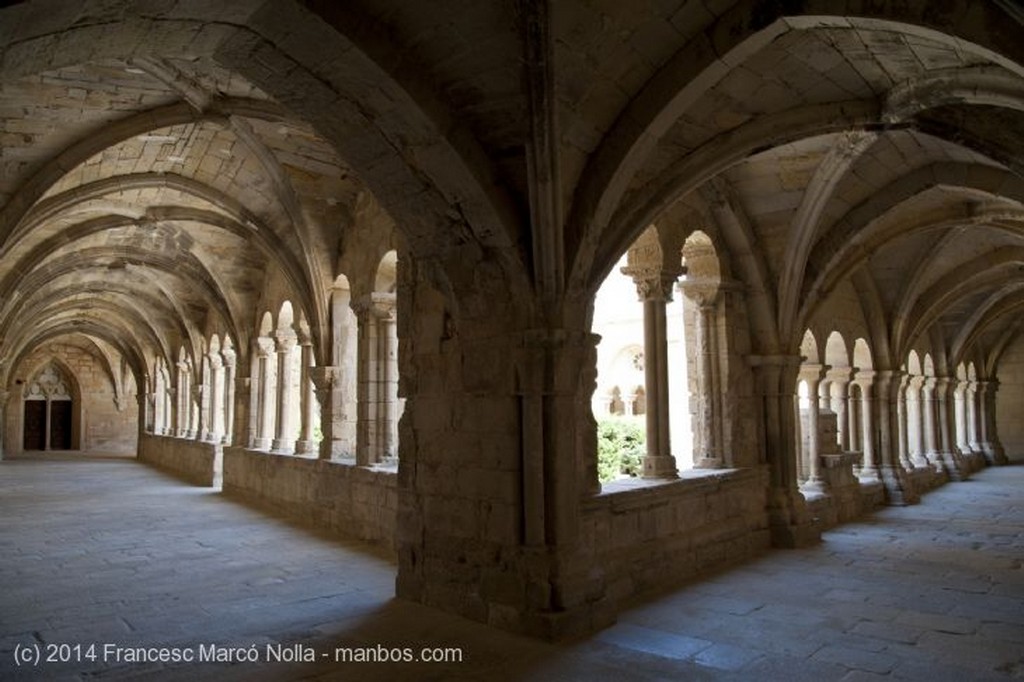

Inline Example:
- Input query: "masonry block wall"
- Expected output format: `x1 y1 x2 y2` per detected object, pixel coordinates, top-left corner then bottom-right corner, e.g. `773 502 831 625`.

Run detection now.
995 336 1024 457
4 343 137 456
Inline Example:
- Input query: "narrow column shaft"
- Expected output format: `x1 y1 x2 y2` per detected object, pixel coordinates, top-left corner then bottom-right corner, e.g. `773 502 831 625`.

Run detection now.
272 335 298 452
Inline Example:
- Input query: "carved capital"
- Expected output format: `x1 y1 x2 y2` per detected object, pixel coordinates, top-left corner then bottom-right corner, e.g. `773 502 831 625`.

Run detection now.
620 265 679 302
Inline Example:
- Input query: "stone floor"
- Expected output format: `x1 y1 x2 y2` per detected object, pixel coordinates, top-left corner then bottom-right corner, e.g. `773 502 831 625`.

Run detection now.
0 452 1021 681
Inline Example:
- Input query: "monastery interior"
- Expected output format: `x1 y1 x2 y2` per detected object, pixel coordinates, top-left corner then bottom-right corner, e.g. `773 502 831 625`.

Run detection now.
1 0 1023 646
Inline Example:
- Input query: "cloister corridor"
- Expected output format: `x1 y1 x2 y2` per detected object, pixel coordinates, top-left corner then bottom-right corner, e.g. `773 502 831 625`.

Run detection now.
1 450 1021 681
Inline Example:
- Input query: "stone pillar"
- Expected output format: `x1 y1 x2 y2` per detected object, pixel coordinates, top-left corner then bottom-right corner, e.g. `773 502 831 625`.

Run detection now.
253 337 275 450
953 381 969 455
693 299 722 468
222 350 236 445
968 381 983 454
272 333 298 453
920 378 943 472
167 386 178 439
907 376 928 468
854 370 880 482
355 294 397 466
295 335 317 455
176 362 189 437
750 354 819 548
209 353 225 442
311 366 341 460
380 301 399 460
231 372 252 449
623 266 678 478
191 383 204 441
875 370 917 505
799 364 827 494
826 369 852 451
935 376 966 479
977 380 1009 464
847 381 861 452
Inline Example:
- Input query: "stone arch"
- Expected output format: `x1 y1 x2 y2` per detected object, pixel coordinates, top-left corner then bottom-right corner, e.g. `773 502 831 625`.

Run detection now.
20 356 82 452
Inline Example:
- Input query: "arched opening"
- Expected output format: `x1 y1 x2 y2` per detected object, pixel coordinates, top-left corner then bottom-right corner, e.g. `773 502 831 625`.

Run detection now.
357 251 400 465
21 360 80 451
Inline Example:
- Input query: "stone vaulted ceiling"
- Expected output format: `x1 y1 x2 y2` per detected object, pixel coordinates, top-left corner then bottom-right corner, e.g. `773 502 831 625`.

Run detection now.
0 0 1023 385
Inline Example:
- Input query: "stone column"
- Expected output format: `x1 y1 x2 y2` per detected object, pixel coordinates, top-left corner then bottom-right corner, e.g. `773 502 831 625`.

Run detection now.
977 380 1009 464
953 381 969 455
935 376 966 479
749 354 818 547
920 378 943 472
799 364 827 493
231 373 252 449
827 369 852 451
623 266 678 478
907 376 928 468
311 367 340 460
295 335 317 455
222 350 236 445
847 381 861 452
253 337 275 450
875 370 917 504
379 299 399 460
854 370 880 482
895 375 913 470
191 383 204 441
968 381 983 454
176 362 188 437
271 333 298 453
209 353 224 442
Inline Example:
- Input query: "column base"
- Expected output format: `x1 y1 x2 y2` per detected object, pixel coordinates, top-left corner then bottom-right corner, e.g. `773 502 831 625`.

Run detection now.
857 465 881 485
641 454 678 479
939 450 968 480
271 438 295 453
768 488 820 548
799 477 829 496
294 439 316 455
880 464 919 505
252 437 271 450
694 456 723 469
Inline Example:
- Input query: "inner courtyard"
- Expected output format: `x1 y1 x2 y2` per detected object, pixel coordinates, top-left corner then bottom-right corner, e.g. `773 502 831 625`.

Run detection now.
1 0 1023 677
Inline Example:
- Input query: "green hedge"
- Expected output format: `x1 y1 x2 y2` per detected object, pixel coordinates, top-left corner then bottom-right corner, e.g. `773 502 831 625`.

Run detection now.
597 417 645 482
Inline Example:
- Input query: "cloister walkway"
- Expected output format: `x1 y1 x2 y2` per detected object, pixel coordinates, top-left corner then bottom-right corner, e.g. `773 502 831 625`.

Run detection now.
1 452 1021 681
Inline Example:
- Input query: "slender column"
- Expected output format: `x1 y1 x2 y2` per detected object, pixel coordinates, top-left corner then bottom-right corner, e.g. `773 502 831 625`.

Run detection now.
953 381 969 455
876 370 917 504
355 301 377 466
379 303 399 460
978 380 1009 464
623 266 679 478
222 350 236 445
272 333 298 453
799 364 827 493
920 378 943 472
167 386 178 439
310 367 337 460
295 335 316 455
209 354 224 442
855 370 880 482
827 369 851 451
253 337 275 450
190 383 203 440
935 376 966 479
694 300 721 468
176 363 188 437
231 372 252 449
968 381 983 453
847 382 861 452
907 376 928 467
896 375 913 470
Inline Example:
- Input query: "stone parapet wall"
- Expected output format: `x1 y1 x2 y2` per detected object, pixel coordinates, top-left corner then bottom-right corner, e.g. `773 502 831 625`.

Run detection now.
138 433 222 487
222 447 397 555
580 468 771 608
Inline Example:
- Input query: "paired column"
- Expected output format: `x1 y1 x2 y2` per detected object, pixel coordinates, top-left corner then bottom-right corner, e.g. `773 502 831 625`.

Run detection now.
253 337 276 450
977 380 1009 464
271 333 298 453
355 293 398 466
622 266 678 478
295 334 317 455
875 370 917 505
208 353 225 442
854 370 880 482
222 349 236 445
826 369 852 452
798 364 827 493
